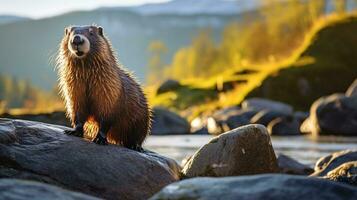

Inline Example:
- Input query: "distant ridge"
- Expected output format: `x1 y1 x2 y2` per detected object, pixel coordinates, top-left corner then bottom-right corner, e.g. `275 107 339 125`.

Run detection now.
0 15 29 25
100 0 262 15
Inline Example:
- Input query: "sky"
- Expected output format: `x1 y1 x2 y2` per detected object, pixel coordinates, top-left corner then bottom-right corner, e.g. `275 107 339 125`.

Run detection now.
0 0 170 19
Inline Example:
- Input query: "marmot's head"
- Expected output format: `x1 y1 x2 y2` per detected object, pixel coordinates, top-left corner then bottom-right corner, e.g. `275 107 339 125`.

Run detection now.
61 25 105 59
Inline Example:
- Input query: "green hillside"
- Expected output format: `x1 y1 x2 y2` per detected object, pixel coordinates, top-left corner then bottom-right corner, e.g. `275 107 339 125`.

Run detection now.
247 16 357 111
0 10 240 90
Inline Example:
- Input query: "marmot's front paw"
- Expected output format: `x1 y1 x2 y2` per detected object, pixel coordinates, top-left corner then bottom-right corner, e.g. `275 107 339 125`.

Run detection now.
93 133 108 145
64 129 84 137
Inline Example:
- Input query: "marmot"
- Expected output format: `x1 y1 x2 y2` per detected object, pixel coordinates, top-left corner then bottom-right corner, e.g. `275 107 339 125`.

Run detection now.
56 25 151 150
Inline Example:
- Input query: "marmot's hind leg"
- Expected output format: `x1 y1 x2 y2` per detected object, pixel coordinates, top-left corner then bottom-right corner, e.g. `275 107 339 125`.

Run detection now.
123 124 147 152
93 121 110 145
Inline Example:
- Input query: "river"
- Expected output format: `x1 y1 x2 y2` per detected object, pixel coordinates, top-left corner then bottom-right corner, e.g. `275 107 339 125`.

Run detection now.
144 135 357 166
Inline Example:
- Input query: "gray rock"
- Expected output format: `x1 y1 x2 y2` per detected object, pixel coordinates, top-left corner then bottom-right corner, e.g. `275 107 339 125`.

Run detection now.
294 111 309 122
277 154 313 175
346 79 357 97
212 106 241 119
312 150 357 177
156 79 181 94
190 117 210 135
267 117 301 136
323 161 357 186
302 94 357 136
0 118 180 200
208 108 258 135
0 179 99 200
182 124 279 178
150 174 357 200
242 98 293 115
250 110 290 126
151 107 190 135
0 111 69 126
300 117 313 134
225 109 259 129
191 127 209 135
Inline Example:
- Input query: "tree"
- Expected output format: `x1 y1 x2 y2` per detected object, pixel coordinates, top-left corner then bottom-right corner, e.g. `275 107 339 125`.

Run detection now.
147 40 168 84
334 0 347 14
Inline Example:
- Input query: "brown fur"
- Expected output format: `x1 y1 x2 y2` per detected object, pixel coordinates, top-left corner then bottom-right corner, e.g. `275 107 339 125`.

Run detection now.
56 25 151 148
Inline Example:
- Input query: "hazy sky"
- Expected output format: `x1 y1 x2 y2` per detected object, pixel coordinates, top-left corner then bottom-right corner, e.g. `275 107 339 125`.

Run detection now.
0 0 170 19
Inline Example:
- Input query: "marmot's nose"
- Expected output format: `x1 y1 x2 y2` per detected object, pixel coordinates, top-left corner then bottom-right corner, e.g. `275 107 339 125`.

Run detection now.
72 35 84 45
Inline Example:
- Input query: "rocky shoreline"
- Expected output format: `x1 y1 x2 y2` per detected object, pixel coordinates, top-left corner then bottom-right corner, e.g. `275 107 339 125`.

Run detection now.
0 118 356 199
0 81 356 199
2 79 357 138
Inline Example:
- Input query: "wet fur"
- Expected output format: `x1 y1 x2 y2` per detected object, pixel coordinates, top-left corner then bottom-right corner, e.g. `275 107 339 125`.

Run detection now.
56 26 151 148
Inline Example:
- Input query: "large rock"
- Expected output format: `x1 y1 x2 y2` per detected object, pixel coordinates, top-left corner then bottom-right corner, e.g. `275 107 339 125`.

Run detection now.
323 161 357 186
150 174 357 200
207 108 257 135
151 107 190 135
242 98 293 115
277 154 313 175
302 94 357 136
190 117 210 135
293 111 309 123
267 117 301 136
225 109 259 130
0 118 180 200
250 110 290 126
212 106 241 119
156 79 181 94
204 106 242 134
0 179 99 200
312 150 357 177
182 124 279 178
346 79 357 97
0 111 69 126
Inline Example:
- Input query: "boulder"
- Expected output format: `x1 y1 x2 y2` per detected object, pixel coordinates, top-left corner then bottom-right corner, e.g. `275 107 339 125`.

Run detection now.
182 124 279 178
212 106 241 118
156 79 181 94
250 110 290 126
346 79 357 97
190 117 210 135
312 150 357 177
0 111 69 126
241 98 293 115
302 94 357 136
225 109 259 130
150 174 357 200
267 117 301 136
277 154 313 175
0 179 99 200
294 111 309 122
323 161 357 186
207 108 258 134
151 107 190 135
0 118 180 200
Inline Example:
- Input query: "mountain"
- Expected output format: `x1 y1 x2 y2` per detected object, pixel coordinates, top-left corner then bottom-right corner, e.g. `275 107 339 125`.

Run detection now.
0 5 245 90
0 15 29 25
128 0 262 15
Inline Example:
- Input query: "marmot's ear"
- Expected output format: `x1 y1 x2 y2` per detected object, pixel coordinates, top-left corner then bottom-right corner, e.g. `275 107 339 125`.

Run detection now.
98 26 103 36
65 27 69 35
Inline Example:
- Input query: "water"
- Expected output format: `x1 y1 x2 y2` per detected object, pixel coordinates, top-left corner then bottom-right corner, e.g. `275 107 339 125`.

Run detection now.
144 135 357 166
